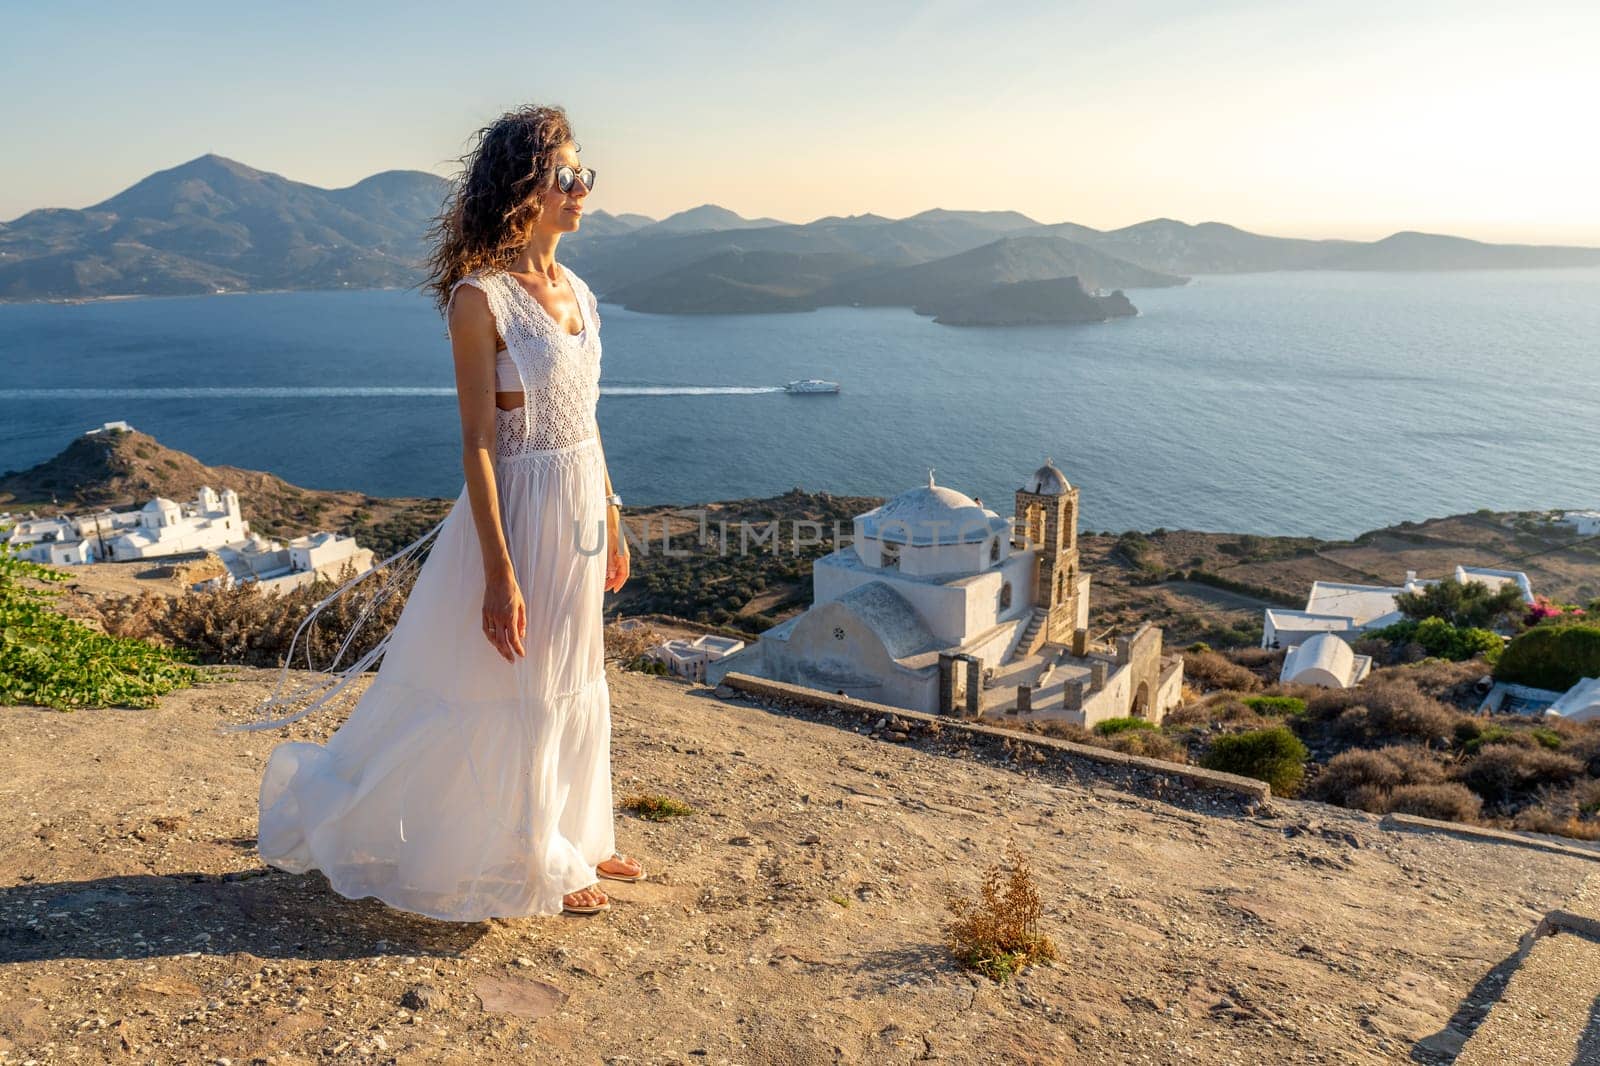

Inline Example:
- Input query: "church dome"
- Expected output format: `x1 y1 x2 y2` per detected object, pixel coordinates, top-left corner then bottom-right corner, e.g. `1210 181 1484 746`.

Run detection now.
1025 458 1071 495
857 471 1010 546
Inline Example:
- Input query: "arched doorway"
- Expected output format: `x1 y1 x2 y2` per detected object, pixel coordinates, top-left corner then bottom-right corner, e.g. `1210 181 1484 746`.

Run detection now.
1131 680 1150 718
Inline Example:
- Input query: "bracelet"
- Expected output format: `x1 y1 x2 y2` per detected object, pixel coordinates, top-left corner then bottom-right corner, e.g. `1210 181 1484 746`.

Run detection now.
604 493 622 508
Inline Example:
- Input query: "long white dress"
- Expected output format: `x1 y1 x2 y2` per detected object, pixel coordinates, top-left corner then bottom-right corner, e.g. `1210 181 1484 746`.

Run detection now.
231 266 615 922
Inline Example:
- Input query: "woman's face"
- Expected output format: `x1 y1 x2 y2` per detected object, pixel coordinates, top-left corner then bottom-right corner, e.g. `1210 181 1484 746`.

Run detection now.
533 140 589 235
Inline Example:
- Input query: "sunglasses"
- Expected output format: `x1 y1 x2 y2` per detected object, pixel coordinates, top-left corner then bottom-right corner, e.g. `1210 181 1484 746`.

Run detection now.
554 165 596 193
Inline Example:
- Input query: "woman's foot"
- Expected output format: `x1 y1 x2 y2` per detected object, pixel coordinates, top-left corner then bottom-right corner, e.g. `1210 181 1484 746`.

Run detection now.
562 884 610 913
597 853 644 881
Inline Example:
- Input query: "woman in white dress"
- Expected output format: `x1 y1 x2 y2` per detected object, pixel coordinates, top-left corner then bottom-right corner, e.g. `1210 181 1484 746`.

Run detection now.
226 104 642 919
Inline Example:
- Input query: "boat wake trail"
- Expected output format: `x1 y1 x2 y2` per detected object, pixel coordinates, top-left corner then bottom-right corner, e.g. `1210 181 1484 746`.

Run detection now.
0 384 791 400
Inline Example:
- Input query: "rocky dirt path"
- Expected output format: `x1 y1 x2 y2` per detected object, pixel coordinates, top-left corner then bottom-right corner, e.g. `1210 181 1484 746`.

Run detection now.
1 665 1592 1064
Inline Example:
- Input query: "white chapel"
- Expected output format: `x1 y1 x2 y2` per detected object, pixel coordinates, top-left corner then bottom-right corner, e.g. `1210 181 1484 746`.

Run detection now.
707 459 1184 726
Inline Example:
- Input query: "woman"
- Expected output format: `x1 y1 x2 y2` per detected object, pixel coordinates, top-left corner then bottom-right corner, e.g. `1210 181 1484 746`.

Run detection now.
228 104 641 920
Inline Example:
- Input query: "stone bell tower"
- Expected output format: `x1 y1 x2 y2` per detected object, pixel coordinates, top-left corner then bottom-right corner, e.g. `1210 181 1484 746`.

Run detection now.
1013 457 1082 647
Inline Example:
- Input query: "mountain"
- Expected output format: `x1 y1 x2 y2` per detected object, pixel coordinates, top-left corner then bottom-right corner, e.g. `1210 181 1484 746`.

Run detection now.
608 249 878 313
0 154 449 299
633 204 789 236
599 233 1171 324
832 234 1186 309
1310 231 1600 271
562 209 1074 294
1043 219 1600 275
925 275 1138 326
1054 218 1355 275
5 152 1599 303
570 208 655 239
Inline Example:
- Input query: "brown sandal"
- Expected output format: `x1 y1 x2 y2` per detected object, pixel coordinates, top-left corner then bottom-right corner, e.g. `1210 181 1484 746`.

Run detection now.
597 852 647 883
562 885 611 915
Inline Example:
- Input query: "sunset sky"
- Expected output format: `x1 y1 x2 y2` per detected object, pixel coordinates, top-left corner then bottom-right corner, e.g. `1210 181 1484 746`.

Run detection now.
4 1 1597 244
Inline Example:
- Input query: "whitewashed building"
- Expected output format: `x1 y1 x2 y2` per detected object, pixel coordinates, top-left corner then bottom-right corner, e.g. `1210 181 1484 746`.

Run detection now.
708 460 1184 727
648 634 747 682
103 486 247 560
195 529 374 596
1279 631 1372 689
1549 678 1600 723
1559 511 1600 536
4 486 248 564
1263 565 1535 648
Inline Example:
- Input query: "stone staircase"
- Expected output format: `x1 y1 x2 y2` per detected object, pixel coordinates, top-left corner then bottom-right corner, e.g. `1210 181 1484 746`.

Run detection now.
1453 870 1600 1063
1009 608 1048 662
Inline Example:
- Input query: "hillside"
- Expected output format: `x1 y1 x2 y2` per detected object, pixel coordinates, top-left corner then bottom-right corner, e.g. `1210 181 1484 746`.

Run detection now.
0 426 450 560
607 249 878 313
8 428 1598 647
1 663 1595 1063
830 234 1186 309
926 276 1139 326
7 153 1598 303
0 154 448 300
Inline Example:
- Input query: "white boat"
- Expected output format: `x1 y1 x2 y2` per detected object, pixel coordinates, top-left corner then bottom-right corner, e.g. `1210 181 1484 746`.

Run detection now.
784 378 841 394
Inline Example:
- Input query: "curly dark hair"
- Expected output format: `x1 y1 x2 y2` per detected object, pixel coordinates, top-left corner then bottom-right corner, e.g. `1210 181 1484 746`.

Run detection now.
421 104 578 318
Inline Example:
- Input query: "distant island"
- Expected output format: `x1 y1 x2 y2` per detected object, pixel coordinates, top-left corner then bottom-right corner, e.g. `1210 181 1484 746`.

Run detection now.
4 154 1600 328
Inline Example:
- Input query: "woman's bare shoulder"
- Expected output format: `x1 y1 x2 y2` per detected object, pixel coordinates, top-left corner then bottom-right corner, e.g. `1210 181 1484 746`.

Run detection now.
447 276 495 336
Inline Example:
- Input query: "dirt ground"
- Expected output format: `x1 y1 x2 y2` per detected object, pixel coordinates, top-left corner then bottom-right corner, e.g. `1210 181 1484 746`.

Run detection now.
1 665 1593 1065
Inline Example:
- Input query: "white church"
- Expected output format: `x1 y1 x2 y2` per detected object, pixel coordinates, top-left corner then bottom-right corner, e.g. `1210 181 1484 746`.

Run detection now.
3 485 249 565
707 459 1185 727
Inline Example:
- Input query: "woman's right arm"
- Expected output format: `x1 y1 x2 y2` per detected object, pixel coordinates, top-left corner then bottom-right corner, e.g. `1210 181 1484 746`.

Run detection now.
448 284 526 661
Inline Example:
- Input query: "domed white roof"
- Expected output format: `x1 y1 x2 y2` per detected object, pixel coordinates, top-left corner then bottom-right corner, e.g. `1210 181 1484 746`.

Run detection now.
1281 631 1360 688
141 496 179 511
1024 457 1071 496
857 470 1010 546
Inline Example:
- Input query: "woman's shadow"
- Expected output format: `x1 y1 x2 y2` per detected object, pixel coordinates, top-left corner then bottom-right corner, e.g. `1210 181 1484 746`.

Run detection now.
1 863 484 966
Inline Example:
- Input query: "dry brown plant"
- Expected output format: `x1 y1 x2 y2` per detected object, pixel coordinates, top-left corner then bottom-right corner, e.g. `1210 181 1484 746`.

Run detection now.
942 837 1058 983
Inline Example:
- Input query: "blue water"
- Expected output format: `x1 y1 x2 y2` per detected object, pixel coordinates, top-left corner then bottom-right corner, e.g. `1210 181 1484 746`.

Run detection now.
2 269 1597 539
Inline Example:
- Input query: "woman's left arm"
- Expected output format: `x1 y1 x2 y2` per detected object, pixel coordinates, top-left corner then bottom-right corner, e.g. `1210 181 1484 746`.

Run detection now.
597 425 630 592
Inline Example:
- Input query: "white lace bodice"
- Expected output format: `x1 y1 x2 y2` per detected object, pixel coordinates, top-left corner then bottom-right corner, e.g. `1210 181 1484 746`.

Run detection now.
448 267 602 458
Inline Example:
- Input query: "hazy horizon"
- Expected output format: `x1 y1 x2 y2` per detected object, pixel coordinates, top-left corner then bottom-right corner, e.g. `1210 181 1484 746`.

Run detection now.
6 1 1598 245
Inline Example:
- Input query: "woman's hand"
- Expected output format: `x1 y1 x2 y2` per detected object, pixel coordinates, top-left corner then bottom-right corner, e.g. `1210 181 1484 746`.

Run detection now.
482 568 527 662
605 504 630 593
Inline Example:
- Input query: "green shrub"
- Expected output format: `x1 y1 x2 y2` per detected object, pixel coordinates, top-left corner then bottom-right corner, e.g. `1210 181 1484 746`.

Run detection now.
1494 624 1600 692
1395 576 1527 629
1201 727 1308 796
1364 617 1504 663
1242 695 1306 716
0 536 199 709
1094 716 1156 736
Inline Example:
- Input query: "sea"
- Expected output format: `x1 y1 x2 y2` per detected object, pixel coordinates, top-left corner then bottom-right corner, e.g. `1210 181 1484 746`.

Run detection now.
2 268 1597 541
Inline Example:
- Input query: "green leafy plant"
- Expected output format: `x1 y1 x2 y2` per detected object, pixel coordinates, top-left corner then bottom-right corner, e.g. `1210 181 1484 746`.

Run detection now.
1494 624 1600 692
1394 576 1526 630
1094 716 1155 736
1201 726 1308 795
1241 695 1306 716
0 532 200 710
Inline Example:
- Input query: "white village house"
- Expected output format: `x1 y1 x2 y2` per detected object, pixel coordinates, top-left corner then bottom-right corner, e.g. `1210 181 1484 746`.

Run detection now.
1560 510 1600 536
1262 565 1536 650
3 485 248 564
193 528 375 597
647 634 747 683
708 460 1184 727
3 480 372 597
